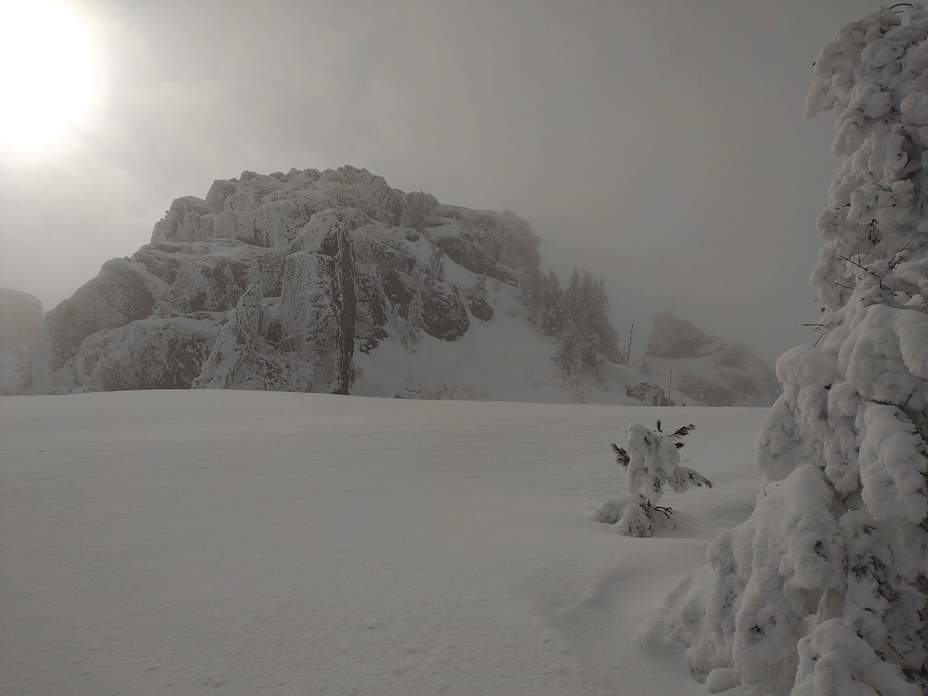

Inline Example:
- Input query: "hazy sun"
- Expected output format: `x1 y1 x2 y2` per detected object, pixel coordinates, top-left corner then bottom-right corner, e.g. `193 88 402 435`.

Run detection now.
0 0 101 154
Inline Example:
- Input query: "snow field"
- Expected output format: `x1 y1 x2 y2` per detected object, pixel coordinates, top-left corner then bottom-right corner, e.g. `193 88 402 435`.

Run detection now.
1 391 765 695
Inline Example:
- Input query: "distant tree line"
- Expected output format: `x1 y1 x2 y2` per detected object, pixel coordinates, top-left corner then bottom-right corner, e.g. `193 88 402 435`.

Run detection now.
523 267 621 380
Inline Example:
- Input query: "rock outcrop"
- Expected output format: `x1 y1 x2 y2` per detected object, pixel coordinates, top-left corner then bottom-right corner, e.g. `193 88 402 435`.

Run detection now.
646 311 718 360
643 312 780 406
23 167 542 396
20 167 777 406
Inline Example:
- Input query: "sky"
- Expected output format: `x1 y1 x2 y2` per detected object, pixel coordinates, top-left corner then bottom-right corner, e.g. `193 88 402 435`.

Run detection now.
0 0 887 362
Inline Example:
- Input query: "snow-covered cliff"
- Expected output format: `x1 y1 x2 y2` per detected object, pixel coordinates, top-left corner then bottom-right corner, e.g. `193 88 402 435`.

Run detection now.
19 166 775 405
18 167 566 400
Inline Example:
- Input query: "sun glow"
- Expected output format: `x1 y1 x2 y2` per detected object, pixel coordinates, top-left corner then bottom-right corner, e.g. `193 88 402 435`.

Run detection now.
0 0 102 155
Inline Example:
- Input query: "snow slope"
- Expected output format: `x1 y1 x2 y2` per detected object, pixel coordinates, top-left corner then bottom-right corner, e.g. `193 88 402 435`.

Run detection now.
353 271 678 405
0 391 764 695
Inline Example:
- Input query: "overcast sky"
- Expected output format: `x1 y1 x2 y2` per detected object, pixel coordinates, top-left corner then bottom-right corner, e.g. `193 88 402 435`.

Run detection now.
0 0 885 361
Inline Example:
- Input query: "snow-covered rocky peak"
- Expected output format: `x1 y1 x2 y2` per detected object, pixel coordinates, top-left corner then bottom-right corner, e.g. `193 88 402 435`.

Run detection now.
152 167 407 247
21 166 631 401
16 168 781 406
642 312 779 406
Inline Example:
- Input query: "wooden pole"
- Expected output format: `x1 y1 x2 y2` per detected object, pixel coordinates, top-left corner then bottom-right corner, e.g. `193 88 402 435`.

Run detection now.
626 323 634 365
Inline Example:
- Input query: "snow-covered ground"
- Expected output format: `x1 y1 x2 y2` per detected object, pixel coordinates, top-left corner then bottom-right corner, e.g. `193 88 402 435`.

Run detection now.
1 391 765 695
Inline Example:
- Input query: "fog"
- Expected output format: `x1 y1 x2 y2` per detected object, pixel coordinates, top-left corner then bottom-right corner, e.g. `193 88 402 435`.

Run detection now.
0 0 884 361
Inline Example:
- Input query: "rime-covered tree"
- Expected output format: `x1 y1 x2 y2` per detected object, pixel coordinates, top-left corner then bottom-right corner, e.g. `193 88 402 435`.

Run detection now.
522 267 547 325
589 275 621 360
540 271 565 336
554 270 587 376
652 8 928 696
404 190 438 235
595 421 711 537
521 263 622 383
475 270 488 295
521 267 564 334
553 268 620 378
427 246 445 285
555 317 602 378
403 290 424 351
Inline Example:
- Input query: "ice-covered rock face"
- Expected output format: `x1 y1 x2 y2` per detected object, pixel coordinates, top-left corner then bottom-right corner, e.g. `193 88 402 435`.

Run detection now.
152 167 407 247
644 312 780 406
0 288 43 351
646 312 718 359
26 166 542 395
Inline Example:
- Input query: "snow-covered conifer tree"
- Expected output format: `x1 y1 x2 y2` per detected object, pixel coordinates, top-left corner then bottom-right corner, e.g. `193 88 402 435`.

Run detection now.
403 290 424 351
540 271 564 336
591 276 621 360
595 421 711 537
475 270 488 295
427 247 445 285
652 8 928 695
404 190 437 235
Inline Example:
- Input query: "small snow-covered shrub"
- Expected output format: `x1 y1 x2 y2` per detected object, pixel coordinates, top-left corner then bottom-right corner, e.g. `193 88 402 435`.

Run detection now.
595 420 712 537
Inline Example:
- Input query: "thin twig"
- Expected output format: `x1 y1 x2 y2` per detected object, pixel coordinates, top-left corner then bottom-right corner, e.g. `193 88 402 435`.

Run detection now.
837 254 872 273
837 254 883 288
889 240 913 269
